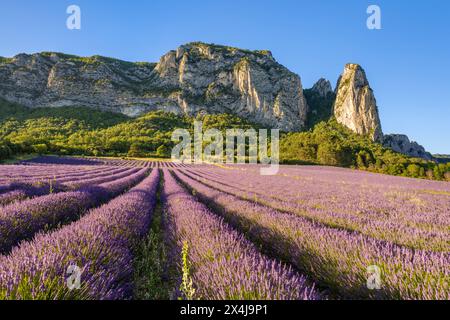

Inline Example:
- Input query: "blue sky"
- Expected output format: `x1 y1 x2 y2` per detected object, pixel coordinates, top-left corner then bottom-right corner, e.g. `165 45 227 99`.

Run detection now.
1 0 449 153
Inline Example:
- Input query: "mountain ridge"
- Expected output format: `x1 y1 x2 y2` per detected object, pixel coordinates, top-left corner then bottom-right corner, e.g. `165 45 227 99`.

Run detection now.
0 42 436 159
0 42 307 131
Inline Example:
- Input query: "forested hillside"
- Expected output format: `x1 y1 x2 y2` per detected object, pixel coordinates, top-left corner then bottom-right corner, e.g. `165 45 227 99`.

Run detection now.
0 99 251 159
280 120 449 180
0 99 448 180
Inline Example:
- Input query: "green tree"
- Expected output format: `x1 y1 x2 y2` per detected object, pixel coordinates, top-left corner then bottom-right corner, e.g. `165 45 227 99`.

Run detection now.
406 164 421 178
32 144 48 155
317 143 339 166
433 165 443 180
128 142 145 157
356 150 374 169
156 145 170 158
0 143 12 160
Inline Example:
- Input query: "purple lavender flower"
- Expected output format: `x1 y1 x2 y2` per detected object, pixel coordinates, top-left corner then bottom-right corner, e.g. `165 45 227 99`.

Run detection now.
0 168 149 254
0 169 159 300
163 169 320 300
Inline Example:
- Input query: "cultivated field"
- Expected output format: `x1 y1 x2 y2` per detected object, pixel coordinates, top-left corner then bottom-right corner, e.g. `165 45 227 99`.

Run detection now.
0 156 448 299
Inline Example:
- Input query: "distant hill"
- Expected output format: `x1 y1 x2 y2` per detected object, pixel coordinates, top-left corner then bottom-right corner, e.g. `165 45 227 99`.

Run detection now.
433 154 450 164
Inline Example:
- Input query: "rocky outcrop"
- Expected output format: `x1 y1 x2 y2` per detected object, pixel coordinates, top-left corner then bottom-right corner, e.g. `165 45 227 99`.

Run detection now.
0 42 308 131
0 53 159 117
383 134 433 160
311 78 333 97
304 78 335 128
333 64 383 141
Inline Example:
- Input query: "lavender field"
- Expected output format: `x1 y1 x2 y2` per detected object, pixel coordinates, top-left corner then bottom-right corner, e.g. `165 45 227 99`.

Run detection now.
0 156 448 300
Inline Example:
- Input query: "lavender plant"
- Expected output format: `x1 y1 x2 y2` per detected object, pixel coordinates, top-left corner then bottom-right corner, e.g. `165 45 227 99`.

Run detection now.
173 169 449 300
163 169 320 300
0 169 159 299
0 168 148 254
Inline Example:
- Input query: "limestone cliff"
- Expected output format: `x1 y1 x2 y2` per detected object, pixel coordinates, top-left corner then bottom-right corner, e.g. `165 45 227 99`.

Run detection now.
0 42 308 131
311 78 333 97
333 64 383 141
383 134 433 160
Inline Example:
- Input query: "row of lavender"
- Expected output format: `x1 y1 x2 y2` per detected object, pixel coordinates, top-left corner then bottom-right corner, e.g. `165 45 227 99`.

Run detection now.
0 169 160 299
0 161 195 207
172 168 450 300
0 159 321 300
0 157 448 299
1 164 310 300
17 156 198 168
0 166 139 205
0 168 149 254
0 164 128 181
183 167 450 252
162 169 319 300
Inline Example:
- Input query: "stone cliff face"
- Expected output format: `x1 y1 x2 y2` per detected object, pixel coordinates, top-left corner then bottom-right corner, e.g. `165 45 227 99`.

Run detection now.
0 42 308 131
0 47 437 160
333 64 383 142
0 53 158 117
383 134 433 160
311 78 333 97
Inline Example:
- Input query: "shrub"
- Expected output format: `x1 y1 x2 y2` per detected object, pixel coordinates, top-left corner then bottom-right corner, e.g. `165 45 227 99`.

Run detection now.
32 144 48 155
156 145 170 158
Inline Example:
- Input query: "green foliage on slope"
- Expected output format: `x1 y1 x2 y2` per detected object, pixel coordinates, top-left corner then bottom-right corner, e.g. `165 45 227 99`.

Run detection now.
0 99 128 128
0 101 189 158
0 100 448 180
0 101 253 160
38 52 155 70
280 119 450 180
0 57 13 64
304 89 335 129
